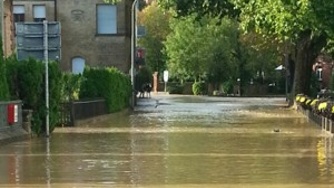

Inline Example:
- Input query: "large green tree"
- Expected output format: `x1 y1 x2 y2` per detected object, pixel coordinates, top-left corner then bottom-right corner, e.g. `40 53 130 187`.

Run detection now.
165 15 239 84
137 2 171 74
157 0 239 18
234 0 334 100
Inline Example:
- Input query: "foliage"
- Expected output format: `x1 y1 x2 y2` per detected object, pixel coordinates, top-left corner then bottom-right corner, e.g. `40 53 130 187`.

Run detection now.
192 81 206 95
5 55 20 100
167 84 184 94
48 62 63 131
165 15 239 83
80 67 132 112
137 2 171 74
61 73 81 102
157 0 239 19
0 39 9 101
5 58 62 135
233 0 334 97
135 66 153 92
221 80 234 94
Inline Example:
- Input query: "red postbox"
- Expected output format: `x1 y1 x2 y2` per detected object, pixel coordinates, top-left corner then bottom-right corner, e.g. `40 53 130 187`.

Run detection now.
7 104 18 125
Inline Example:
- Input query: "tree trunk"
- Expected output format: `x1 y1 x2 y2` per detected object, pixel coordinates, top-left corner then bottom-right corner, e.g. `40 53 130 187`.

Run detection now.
291 30 327 106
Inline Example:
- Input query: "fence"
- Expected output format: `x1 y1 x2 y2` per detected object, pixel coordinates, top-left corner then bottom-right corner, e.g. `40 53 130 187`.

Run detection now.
297 105 334 134
58 99 108 126
0 101 22 129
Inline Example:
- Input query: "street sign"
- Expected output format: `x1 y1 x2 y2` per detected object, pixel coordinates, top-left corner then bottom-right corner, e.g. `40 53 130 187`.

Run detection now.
137 25 146 37
15 22 61 61
163 70 169 82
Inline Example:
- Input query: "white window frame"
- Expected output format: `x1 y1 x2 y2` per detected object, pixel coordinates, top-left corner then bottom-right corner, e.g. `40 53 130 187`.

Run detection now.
97 4 117 34
13 5 25 22
33 5 46 22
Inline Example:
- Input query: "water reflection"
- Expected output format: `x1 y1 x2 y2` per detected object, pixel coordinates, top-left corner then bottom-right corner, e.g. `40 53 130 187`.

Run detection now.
317 136 334 181
1 96 334 187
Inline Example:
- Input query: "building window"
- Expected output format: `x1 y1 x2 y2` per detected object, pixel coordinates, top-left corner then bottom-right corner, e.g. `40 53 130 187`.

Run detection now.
97 5 117 34
13 5 25 22
72 57 85 74
33 5 46 22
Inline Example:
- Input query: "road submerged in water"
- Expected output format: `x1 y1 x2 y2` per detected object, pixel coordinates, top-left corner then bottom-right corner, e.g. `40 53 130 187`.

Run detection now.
0 95 333 188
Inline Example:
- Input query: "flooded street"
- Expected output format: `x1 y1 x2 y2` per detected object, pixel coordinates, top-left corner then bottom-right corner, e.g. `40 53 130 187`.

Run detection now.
0 95 334 188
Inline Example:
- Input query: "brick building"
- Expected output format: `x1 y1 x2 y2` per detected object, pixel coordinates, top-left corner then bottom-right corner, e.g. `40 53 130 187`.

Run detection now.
1 0 132 74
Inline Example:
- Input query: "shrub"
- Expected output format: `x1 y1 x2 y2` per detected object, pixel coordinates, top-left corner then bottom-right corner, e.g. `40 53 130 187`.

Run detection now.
80 67 132 112
6 58 62 135
61 73 81 102
167 84 184 94
0 38 9 101
192 81 206 95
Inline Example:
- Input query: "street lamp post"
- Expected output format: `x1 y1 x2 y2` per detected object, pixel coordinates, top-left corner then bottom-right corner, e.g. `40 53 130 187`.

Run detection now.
130 0 138 109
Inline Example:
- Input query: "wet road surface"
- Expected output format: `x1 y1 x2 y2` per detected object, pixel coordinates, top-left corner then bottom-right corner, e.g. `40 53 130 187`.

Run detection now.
0 95 333 188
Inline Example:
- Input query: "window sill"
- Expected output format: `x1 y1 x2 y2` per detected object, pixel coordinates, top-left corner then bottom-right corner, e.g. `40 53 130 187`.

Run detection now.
95 33 127 37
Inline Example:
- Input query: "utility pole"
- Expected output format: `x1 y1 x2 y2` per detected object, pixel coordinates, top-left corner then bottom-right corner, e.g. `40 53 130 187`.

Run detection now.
43 20 50 137
130 0 138 109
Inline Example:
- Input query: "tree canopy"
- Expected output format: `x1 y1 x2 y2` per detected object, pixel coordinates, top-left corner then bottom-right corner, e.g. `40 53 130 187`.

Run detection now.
157 0 239 18
233 0 334 96
137 2 171 73
165 15 240 83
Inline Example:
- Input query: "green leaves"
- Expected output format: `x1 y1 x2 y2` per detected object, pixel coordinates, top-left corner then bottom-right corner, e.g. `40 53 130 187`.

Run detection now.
157 0 240 19
80 67 131 113
0 36 9 101
165 15 240 82
137 2 171 73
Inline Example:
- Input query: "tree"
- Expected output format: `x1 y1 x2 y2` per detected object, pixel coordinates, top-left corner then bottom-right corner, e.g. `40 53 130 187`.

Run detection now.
156 0 239 19
165 15 240 84
137 2 171 74
233 0 334 101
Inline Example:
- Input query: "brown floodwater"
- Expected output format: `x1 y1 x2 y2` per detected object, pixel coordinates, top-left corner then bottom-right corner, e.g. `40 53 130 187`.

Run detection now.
0 95 333 188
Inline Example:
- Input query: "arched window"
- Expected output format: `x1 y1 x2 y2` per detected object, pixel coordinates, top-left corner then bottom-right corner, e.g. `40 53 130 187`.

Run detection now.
72 57 85 74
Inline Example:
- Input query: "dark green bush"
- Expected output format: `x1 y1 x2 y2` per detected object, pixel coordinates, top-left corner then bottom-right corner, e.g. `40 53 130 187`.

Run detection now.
167 84 184 94
0 38 9 101
192 81 206 95
61 73 81 102
6 58 62 135
80 67 132 112
222 80 233 94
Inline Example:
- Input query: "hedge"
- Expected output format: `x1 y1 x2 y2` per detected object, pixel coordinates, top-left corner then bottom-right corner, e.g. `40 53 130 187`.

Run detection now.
79 67 132 113
6 57 62 135
0 37 9 101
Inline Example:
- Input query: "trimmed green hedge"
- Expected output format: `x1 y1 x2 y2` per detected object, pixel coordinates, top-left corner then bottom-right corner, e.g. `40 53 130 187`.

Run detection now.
4 55 131 134
0 38 9 101
6 57 62 135
80 67 132 113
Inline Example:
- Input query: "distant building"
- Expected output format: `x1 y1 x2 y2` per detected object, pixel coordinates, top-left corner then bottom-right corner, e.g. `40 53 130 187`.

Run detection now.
313 54 334 89
3 0 132 74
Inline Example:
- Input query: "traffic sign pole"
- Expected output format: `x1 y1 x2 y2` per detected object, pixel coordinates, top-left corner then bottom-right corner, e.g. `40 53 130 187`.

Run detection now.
43 20 49 137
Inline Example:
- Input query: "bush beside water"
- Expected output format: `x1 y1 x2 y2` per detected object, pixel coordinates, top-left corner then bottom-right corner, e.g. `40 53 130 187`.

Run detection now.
4 56 131 135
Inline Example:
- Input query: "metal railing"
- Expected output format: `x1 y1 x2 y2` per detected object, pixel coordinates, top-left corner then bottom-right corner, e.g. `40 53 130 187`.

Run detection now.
58 99 108 126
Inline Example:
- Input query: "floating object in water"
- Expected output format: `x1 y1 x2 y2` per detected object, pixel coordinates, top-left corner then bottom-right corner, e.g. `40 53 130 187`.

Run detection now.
155 100 159 108
273 128 280 133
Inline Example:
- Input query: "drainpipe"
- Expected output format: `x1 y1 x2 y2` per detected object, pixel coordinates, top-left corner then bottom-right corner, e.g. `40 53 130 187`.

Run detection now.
54 0 57 21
